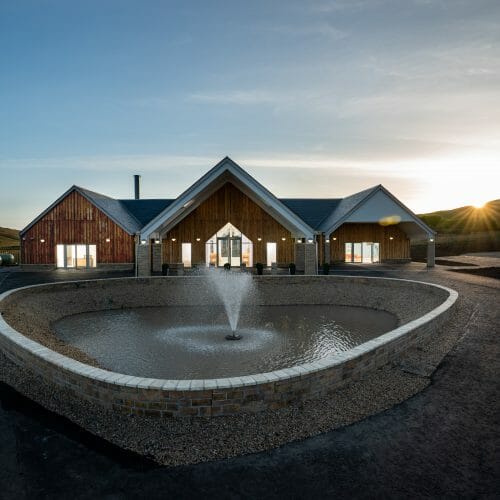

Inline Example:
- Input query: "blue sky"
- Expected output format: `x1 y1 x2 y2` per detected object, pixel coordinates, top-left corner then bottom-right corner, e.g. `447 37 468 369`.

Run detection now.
1 0 499 229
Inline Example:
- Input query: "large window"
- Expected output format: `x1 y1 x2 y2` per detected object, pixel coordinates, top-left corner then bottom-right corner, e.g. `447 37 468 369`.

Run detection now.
266 242 277 267
56 244 97 268
182 243 192 267
205 222 253 267
344 242 379 263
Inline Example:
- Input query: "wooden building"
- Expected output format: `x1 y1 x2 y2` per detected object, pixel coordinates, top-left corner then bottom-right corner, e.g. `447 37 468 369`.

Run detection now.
20 157 436 272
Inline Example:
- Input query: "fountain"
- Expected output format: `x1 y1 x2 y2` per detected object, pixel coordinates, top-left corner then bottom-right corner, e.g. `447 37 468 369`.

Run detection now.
0 275 457 416
205 267 256 340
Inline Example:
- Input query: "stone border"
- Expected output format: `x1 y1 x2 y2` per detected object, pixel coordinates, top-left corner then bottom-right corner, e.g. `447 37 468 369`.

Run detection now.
0 277 458 417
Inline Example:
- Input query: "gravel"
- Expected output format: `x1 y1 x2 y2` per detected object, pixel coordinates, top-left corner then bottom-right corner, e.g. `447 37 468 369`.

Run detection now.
0 274 472 466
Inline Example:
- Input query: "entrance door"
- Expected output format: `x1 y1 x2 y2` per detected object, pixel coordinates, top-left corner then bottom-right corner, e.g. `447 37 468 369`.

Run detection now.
230 238 241 267
217 237 241 267
207 223 252 268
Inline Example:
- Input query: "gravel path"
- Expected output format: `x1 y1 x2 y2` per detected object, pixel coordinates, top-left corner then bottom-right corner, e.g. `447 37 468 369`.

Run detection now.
0 265 498 498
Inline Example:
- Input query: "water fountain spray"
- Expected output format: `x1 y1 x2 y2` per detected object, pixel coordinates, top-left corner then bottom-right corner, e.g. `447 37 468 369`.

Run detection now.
205 267 255 340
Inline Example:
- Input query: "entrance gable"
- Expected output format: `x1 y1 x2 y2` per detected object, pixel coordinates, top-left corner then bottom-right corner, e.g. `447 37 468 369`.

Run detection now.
140 157 315 240
162 182 296 266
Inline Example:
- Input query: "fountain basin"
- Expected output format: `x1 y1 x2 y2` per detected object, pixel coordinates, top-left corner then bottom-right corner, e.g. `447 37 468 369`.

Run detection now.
0 276 458 417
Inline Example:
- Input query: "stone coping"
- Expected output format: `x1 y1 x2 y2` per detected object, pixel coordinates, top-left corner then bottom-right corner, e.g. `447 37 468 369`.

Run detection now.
0 276 458 416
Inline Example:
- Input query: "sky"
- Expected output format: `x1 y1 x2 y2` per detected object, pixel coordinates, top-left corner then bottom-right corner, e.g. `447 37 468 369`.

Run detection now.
1 0 499 230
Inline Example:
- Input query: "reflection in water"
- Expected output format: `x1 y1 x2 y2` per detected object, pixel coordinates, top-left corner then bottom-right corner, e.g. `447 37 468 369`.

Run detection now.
54 305 398 379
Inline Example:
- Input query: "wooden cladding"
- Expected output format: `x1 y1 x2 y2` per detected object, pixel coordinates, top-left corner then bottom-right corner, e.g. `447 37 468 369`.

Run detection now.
328 223 410 262
162 182 294 265
21 190 134 265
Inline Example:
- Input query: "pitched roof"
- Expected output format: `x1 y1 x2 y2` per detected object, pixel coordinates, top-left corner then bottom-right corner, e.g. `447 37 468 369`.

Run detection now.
119 199 175 226
318 185 380 233
21 160 433 239
77 187 143 234
139 157 317 238
20 186 143 235
279 199 341 229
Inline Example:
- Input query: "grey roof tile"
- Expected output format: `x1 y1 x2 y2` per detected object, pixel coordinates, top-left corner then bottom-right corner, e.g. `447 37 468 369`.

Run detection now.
119 199 175 226
279 199 342 229
77 187 143 234
318 185 380 233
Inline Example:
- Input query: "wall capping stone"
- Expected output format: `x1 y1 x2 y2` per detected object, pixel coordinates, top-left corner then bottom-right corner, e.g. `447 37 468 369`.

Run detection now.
0 276 458 417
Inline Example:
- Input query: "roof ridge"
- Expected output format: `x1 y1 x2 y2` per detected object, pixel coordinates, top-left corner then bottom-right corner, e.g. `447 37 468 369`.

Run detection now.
76 185 116 200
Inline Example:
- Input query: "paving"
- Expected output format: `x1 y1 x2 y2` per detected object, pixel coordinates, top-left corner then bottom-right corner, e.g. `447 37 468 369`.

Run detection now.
0 260 499 499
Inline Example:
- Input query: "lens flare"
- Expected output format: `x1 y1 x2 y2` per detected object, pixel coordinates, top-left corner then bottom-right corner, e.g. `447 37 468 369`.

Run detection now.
378 215 401 226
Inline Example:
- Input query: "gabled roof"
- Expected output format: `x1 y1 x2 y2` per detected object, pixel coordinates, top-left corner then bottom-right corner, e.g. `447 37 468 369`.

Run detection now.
119 199 175 226
139 157 317 238
318 185 380 234
78 187 143 234
20 186 143 235
319 184 435 237
279 199 341 229
20 160 434 240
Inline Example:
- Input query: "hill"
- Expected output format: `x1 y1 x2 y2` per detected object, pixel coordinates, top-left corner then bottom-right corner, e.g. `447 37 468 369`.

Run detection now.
413 199 500 258
0 227 20 248
418 199 500 234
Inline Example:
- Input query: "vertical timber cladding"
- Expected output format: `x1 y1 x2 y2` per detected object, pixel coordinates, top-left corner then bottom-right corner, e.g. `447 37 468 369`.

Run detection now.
162 182 294 265
329 223 410 262
21 190 134 265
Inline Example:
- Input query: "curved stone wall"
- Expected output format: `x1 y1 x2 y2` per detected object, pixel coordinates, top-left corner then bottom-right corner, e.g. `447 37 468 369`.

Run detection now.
0 276 457 417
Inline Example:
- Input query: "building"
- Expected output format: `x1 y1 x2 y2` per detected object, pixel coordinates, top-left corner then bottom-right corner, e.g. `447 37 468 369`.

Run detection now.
20 157 436 273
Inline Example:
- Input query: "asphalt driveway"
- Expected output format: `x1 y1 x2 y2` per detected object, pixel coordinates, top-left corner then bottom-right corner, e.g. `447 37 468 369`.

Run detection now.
0 264 498 499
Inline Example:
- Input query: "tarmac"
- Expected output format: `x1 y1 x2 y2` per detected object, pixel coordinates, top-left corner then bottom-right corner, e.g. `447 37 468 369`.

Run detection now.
0 255 498 499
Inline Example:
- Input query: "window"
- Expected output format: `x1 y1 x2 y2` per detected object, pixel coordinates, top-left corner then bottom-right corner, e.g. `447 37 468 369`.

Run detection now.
56 245 65 268
56 244 97 268
344 243 352 263
266 242 277 267
344 242 379 263
182 243 192 267
205 222 253 267
242 236 253 267
206 241 217 266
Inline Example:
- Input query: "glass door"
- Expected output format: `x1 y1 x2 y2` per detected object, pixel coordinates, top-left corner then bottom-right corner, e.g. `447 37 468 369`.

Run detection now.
362 242 372 263
345 242 380 263
76 245 88 267
56 244 97 268
353 243 362 263
208 223 250 268
230 238 241 267
217 238 230 267
372 242 380 263
217 237 241 267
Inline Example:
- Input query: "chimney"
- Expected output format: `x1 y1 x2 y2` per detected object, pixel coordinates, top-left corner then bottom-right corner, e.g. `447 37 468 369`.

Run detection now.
134 174 141 200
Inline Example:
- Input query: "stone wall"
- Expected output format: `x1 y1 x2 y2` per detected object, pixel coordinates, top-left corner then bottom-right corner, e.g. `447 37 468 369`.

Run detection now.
0 276 457 417
151 244 162 273
136 244 151 276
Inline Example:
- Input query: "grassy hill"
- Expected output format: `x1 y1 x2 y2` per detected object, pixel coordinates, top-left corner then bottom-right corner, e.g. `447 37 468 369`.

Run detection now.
0 227 20 248
418 199 500 234
413 199 500 258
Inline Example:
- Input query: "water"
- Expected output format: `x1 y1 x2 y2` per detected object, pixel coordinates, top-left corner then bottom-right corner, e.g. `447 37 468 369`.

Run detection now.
205 268 256 333
53 304 398 379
